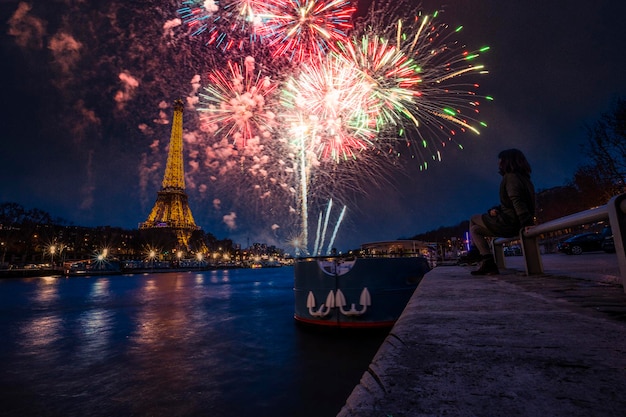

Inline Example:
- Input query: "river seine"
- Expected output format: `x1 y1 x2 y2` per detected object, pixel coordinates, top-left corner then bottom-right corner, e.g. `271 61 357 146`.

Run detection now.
0 267 387 417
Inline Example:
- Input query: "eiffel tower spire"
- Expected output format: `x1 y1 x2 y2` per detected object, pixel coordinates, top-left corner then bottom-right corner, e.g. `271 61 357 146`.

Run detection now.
161 99 186 190
139 99 199 249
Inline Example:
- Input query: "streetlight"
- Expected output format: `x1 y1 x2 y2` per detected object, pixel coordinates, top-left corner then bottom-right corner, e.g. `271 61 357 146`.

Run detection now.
50 245 56 267
196 252 203 270
93 248 106 269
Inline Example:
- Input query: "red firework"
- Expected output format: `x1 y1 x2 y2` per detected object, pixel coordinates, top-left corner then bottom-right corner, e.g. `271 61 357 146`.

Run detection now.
255 0 357 60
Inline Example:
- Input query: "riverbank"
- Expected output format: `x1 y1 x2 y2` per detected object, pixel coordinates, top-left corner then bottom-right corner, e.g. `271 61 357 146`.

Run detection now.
0 267 63 278
338 253 626 416
0 263 284 279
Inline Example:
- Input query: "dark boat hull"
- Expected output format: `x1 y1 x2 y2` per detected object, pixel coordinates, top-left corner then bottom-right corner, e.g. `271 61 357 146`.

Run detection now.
294 256 431 328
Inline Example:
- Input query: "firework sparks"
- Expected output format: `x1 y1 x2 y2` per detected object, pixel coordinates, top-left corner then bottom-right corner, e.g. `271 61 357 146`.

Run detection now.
177 0 264 50
398 12 490 139
178 1 491 252
280 54 379 163
197 56 278 148
333 10 491 169
336 35 420 128
255 0 357 60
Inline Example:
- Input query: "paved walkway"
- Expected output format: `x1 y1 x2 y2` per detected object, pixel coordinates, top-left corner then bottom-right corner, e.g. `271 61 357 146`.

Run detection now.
337 253 626 417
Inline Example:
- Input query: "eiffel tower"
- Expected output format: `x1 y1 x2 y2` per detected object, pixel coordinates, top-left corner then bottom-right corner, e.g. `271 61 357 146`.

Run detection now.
139 99 199 249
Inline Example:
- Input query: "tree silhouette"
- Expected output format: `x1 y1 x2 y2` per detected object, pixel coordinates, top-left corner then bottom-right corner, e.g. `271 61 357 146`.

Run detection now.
582 97 626 199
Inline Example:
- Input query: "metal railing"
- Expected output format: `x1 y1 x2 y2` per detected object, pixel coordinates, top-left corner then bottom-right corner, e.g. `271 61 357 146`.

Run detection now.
492 193 626 293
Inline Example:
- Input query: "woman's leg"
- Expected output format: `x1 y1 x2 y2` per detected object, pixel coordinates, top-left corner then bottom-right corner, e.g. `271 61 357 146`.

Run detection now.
469 214 499 275
469 214 493 255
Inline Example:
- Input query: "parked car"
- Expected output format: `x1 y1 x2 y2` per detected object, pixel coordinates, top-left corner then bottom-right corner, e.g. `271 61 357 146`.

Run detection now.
557 232 604 255
503 245 522 256
601 226 615 253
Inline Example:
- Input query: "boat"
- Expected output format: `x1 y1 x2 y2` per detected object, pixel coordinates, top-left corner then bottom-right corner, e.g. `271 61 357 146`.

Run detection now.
294 240 435 329
63 259 122 277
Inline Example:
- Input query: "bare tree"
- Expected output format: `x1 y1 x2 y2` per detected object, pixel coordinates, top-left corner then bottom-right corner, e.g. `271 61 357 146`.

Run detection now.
571 164 616 207
583 97 626 199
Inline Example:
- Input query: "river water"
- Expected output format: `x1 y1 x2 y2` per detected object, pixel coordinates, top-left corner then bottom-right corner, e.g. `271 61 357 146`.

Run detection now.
0 267 387 417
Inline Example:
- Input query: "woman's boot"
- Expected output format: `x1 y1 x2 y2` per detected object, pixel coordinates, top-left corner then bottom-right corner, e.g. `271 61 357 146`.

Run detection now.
470 254 499 275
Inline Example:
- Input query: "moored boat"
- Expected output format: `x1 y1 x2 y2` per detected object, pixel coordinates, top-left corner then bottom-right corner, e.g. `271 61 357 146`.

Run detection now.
64 259 122 277
294 240 435 328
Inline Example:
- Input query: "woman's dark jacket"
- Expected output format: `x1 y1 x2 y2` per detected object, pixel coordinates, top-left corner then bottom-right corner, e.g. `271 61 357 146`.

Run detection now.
482 172 535 238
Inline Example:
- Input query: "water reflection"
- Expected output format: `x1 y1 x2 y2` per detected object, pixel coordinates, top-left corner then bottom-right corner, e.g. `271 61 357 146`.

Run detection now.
18 277 62 351
77 308 112 365
19 314 62 349
89 278 109 300
34 276 59 303
0 269 386 417
124 273 231 414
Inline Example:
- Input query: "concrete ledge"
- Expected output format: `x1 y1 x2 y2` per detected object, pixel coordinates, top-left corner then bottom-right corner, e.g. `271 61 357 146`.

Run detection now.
337 263 626 417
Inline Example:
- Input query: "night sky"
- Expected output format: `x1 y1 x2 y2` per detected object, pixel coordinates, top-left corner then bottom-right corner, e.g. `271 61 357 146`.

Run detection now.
1 0 625 253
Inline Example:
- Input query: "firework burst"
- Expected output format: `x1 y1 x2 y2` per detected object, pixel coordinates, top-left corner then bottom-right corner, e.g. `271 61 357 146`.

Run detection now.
392 12 491 166
177 0 264 51
197 56 278 148
335 35 420 129
280 54 379 163
401 12 490 132
255 0 357 60
335 10 491 169
177 1 492 251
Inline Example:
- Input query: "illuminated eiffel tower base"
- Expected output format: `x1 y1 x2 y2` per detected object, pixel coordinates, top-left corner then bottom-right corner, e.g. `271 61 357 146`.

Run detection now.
139 99 199 250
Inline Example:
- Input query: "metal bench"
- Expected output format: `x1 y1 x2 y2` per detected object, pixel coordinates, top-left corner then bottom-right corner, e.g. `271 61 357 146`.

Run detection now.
492 193 626 293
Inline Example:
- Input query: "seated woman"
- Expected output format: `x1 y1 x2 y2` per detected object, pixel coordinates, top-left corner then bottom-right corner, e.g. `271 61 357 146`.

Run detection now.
469 149 536 275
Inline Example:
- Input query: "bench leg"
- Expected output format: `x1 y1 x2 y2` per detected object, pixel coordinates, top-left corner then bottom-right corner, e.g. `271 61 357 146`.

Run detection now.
520 231 543 275
492 240 506 270
607 193 626 293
